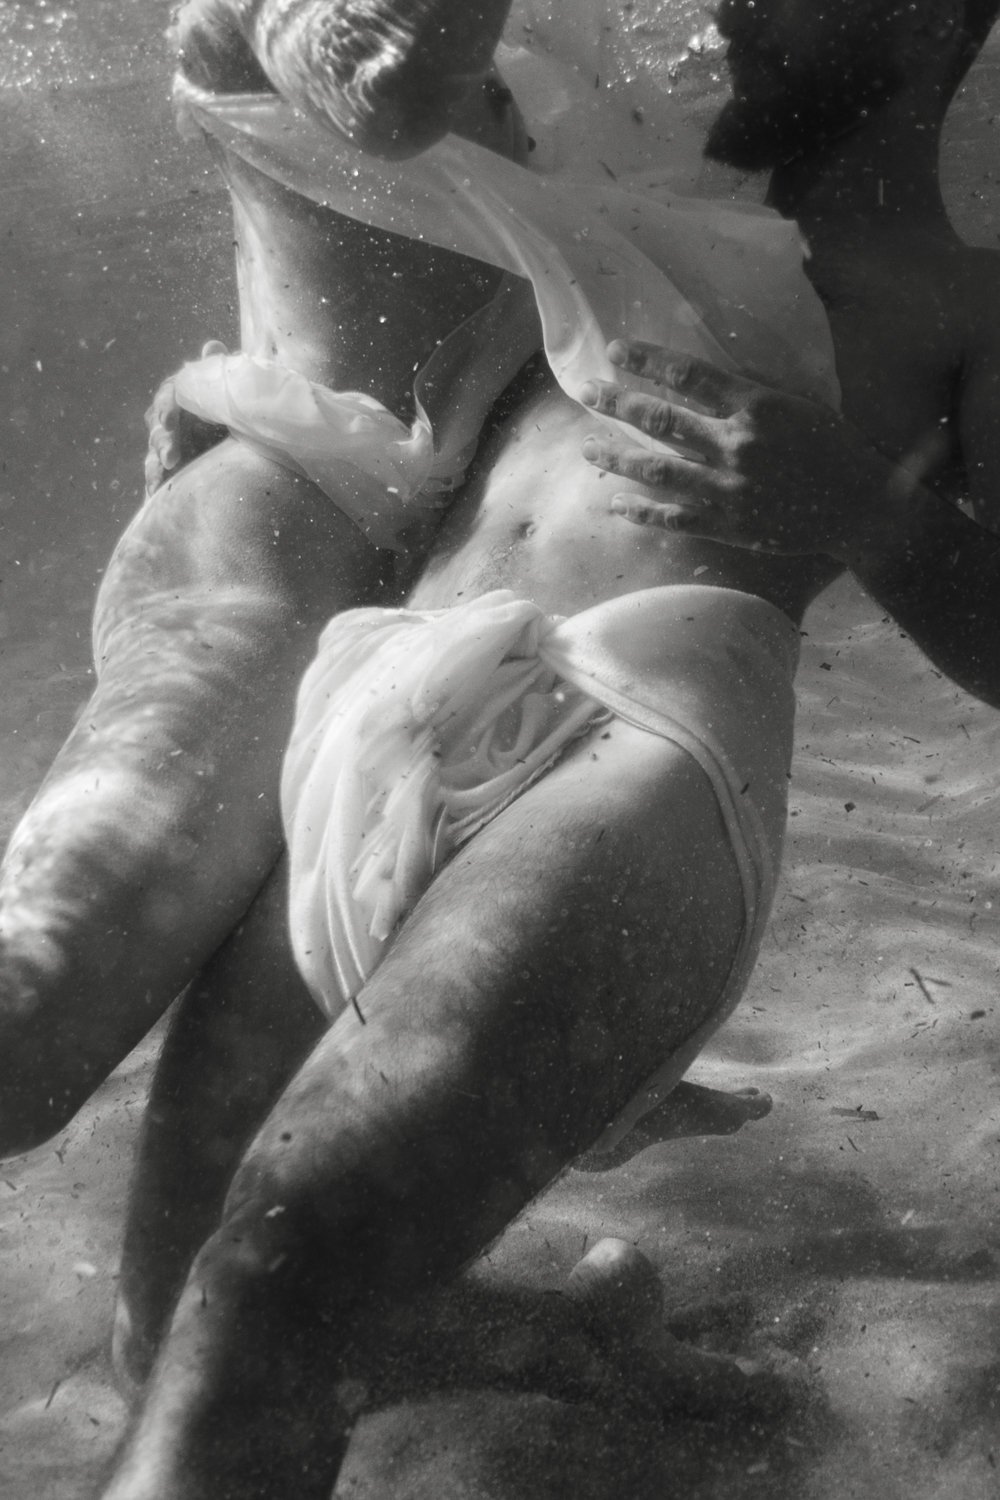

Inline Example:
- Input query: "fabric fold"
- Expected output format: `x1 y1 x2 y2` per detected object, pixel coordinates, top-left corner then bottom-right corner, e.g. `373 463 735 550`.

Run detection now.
281 590 602 1005
280 584 799 1049
167 0 839 546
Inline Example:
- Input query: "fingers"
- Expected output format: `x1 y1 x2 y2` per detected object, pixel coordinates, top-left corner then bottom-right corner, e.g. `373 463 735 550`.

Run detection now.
144 379 182 497
606 339 753 417
610 491 782 552
579 379 724 459
609 493 710 533
144 448 167 500
143 345 230 496
581 433 717 497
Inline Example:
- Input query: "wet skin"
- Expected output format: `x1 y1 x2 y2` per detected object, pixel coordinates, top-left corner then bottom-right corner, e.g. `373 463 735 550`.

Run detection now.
105 72 997 1500
0 10 524 1158
1 1 995 1494
117 197 987 1392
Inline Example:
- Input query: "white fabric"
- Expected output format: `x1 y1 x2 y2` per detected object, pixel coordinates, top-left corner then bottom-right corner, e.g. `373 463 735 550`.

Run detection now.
170 276 540 548
281 585 800 1039
170 0 839 534
176 58 838 405
281 591 602 1006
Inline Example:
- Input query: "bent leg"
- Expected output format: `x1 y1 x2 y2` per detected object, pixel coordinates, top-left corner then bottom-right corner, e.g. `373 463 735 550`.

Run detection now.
0 6 530 1160
101 716 750 1499
0 441 381 1155
113 857 329 1395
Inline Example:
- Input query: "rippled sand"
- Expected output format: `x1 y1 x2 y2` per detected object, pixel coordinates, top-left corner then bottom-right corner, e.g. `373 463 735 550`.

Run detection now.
2 4 999 1497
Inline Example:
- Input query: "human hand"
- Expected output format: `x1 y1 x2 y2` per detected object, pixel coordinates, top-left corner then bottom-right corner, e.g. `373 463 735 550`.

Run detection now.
144 341 229 497
580 339 900 560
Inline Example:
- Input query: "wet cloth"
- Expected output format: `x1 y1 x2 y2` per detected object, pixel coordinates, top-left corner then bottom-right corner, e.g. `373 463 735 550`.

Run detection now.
167 278 540 550
280 584 800 1149
170 0 840 546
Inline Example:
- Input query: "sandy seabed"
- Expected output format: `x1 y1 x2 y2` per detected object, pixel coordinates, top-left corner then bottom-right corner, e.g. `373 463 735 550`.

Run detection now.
2 4 1000 1497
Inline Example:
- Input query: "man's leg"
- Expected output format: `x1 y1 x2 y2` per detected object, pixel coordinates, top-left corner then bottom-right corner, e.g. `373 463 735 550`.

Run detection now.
0 442 381 1156
112 857 329 1396
100 714 750 1499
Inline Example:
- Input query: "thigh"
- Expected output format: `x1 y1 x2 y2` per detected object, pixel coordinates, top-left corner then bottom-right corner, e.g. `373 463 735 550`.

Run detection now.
377 715 748 1145
115 857 329 1390
0 440 381 1149
103 721 750 1498
226 717 747 1267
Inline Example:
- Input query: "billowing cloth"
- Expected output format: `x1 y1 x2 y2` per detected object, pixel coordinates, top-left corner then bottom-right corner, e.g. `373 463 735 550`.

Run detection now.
170 0 839 545
281 590 604 1005
169 276 541 550
281 585 800 1121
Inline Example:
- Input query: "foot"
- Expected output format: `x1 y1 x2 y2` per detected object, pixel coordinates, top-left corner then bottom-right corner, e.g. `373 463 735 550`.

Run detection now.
564 1238 787 1421
575 1082 773 1171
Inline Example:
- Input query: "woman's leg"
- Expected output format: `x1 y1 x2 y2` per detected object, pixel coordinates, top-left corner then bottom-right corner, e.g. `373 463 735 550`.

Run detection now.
0 7 522 1157
99 717 751 1499
112 857 331 1395
0 442 381 1156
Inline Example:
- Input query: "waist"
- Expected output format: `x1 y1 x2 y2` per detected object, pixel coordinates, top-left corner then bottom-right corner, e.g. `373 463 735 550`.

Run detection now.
412 380 840 621
413 540 837 626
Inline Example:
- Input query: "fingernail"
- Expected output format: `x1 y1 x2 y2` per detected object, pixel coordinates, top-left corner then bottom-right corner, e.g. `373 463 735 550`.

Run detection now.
581 437 600 461
607 339 628 366
578 382 597 406
610 496 627 514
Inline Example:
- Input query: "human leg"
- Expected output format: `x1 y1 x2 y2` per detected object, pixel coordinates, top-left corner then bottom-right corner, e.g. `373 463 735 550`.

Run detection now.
100 715 750 1499
0 442 380 1156
0 4 532 1163
112 856 330 1396
574 1081 773 1171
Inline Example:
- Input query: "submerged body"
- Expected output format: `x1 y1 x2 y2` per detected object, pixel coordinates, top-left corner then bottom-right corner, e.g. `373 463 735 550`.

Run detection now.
102 8 1000 1499
0 1 996 1495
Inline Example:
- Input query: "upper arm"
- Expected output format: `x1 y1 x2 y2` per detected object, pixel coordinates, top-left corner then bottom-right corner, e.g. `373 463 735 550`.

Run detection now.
958 258 1000 532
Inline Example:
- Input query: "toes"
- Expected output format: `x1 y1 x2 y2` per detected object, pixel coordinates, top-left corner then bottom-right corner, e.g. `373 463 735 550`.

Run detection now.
733 1086 773 1121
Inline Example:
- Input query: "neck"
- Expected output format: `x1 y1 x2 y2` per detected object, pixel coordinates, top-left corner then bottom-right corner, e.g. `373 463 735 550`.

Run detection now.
765 80 955 244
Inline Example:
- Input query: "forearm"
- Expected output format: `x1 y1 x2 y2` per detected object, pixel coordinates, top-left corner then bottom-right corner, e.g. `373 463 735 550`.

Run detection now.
841 480 1000 708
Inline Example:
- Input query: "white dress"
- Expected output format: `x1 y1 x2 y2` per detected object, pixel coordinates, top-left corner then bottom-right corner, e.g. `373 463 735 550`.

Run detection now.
169 0 839 546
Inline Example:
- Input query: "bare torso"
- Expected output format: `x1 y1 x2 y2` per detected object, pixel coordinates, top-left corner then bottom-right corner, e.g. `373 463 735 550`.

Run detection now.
410 223 983 626
408 372 832 619
178 4 993 640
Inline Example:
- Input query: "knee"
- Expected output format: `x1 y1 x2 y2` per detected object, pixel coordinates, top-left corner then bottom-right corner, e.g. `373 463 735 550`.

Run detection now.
183 1176 338 1337
0 1004 102 1158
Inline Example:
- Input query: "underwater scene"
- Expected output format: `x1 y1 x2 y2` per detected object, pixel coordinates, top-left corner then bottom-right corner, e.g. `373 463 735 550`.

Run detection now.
2 2 1000 1496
